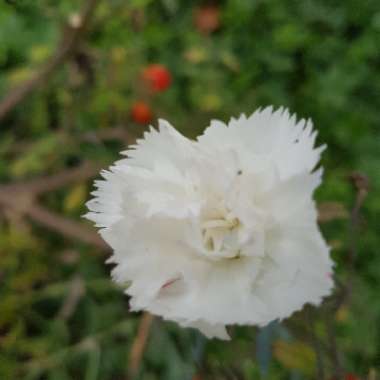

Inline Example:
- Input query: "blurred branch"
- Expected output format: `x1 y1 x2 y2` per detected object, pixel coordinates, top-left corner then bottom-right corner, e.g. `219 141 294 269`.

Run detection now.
81 126 133 145
57 275 86 320
23 319 132 377
0 0 99 122
26 203 108 250
325 172 369 380
325 312 343 380
0 162 109 252
128 313 154 379
0 124 135 251
0 161 101 195
346 173 369 269
317 202 348 223
6 127 133 155
332 172 369 312
305 306 325 380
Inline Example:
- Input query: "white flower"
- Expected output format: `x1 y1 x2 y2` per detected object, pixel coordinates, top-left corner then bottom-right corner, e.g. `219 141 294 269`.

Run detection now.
85 106 334 340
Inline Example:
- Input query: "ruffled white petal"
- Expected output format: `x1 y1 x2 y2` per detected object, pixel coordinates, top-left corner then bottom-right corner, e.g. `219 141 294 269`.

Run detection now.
181 320 230 340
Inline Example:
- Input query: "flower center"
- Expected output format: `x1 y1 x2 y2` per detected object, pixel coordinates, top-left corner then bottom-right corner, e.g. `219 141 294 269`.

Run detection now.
201 213 241 259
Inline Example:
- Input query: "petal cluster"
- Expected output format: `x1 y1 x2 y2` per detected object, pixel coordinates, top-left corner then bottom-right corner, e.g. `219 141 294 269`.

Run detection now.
85 107 334 339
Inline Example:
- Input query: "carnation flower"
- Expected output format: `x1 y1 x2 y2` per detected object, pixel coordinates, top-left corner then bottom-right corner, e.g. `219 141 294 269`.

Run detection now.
85 106 334 340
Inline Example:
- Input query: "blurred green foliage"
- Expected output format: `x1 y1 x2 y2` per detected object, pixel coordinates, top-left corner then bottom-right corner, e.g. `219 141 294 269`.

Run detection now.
0 0 379 379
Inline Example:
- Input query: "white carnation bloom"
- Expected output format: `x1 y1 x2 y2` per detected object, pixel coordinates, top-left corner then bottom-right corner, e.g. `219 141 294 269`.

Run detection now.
85 106 334 340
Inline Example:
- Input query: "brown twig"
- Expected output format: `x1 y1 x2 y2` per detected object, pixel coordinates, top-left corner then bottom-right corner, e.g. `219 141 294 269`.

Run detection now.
0 161 108 252
305 306 326 380
0 194 107 251
332 172 369 313
57 275 86 320
325 312 343 380
128 313 155 378
317 202 348 223
325 172 369 380
0 161 101 195
23 319 132 376
26 203 108 250
346 173 369 270
0 123 135 251
81 126 133 145
5 127 133 155
0 0 99 122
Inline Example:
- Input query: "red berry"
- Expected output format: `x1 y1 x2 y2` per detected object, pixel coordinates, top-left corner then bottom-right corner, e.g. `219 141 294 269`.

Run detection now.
131 101 153 124
142 64 172 92
345 374 360 380
194 5 220 35
329 373 361 380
